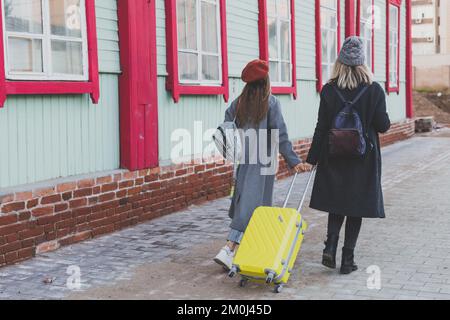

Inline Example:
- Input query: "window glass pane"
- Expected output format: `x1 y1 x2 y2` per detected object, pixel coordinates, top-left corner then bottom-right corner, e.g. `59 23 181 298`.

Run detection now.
202 55 219 81
177 0 197 50
268 17 278 59
321 29 328 61
201 1 218 53
320 9 329 28
393 46 397 70
8 37 43 72
179 51 198 80
361 0 372 20
49 0 82 38
329 12 337 30
322 64 329 84
278 0 289 19
269 61 279 82
391 71 397 84
364 22 371 38
267 0 276 15
280 62 290 83
322 0 336 9
329 31 337 62
51 40 83 75
4 0 43 34
280 20 290 61
366 39 372 69
390 6 398 26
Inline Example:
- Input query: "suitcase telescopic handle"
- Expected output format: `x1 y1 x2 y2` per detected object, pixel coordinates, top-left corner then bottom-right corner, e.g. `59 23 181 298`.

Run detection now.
282 166 317 212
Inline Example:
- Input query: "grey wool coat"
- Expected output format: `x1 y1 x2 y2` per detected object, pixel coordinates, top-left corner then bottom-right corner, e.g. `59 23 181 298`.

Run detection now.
306 82 391 218
225 95 301 232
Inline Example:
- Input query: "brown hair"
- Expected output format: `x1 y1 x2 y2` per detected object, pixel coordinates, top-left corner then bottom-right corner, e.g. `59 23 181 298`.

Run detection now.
236 76 271 126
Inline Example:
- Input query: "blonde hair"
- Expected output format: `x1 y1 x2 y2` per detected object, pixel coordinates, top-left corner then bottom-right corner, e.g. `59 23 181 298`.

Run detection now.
328 60 373 90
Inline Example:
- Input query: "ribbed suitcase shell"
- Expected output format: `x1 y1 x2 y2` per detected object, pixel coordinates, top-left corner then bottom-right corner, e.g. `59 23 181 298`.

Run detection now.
232 206 307 285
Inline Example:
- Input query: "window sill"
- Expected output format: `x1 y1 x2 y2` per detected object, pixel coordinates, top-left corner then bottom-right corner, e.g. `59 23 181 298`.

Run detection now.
387 86 400 94
272 86 297 99
0 80 100 106
166 83 229 103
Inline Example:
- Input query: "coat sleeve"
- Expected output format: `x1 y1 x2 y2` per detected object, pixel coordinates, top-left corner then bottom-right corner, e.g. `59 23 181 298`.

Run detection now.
269 98 301 168
306 92 329 165
372 87 391 134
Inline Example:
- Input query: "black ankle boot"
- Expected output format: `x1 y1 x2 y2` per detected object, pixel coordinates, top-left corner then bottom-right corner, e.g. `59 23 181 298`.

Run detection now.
340 247 358 274
322 235 339 269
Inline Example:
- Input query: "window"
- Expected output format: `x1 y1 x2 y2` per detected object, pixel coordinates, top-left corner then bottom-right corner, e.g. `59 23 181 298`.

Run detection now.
0 0 100 107
165 0 229 102
3 0 88 81
258 0 297 97
386 0 401 93
357 0 374 72
177 0 221 84
316 0 340 92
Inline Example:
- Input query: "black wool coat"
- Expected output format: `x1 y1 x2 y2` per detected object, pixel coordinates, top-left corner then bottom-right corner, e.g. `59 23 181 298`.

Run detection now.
306 82 391 218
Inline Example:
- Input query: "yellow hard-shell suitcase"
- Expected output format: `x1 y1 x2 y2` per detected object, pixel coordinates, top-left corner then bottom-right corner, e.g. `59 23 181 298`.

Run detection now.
229 168 316 293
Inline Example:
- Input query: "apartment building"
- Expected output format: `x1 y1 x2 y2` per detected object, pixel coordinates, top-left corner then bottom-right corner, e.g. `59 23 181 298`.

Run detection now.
412 0 450 88
439 0 450 54
412 0 449 54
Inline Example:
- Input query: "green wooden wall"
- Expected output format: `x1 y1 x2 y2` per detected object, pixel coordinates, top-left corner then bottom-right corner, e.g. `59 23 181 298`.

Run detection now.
0 0 121 189
155 0 408 163
0 0 409 189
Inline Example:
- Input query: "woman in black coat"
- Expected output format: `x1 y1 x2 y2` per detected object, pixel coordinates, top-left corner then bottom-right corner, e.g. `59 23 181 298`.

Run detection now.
306 37 391 274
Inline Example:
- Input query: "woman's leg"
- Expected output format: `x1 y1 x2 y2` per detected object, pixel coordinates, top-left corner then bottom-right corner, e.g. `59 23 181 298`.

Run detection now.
327 213 345 236
340 217 362 274
322 213 345 268
343 217 362 250
227 229 244 250
214 229 243 270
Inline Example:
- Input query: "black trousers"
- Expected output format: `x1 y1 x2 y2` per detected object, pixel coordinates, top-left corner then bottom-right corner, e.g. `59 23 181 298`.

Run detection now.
327 213 362 250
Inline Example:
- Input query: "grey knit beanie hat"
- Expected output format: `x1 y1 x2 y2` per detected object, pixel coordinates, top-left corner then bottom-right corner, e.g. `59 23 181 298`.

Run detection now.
338 36 365 66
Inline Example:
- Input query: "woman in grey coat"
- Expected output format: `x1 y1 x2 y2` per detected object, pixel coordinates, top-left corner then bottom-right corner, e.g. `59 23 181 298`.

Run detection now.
214 59 309 270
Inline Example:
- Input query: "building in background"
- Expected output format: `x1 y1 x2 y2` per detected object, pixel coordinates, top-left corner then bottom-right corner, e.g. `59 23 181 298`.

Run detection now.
412 0 450 89
0 0 414 268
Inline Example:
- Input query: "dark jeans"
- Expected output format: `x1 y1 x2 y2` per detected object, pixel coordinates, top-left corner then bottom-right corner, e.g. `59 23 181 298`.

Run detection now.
327 213 362 250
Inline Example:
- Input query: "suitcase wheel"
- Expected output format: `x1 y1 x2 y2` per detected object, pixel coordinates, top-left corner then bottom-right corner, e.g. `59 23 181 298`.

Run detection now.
239 278 248 287
228 266 238 278
265 272 275 284
274 284 284 294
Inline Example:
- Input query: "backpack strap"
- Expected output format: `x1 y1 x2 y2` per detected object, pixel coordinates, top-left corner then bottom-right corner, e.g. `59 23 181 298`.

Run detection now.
351 85 369 104
332 85 347 103
332 84 369 105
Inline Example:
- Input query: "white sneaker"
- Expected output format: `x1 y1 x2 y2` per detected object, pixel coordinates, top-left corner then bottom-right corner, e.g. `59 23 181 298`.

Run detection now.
214 246 235 270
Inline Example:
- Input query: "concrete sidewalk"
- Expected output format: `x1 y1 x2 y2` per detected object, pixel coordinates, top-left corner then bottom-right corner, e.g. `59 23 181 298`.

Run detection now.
1 130 450 300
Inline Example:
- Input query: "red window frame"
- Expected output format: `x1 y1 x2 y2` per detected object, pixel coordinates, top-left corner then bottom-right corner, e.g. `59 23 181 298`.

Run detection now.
386 0 402 94
164 0 229 103
315 0 341 92
258 0 297 99
0 0 100 108
356 0 375 73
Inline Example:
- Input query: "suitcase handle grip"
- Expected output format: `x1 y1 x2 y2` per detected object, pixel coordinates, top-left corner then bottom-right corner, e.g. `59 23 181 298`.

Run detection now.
282 166 317 212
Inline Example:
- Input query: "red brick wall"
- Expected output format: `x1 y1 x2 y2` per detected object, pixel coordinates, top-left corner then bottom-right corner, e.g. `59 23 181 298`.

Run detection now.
0 119 415 267
379 119 416 147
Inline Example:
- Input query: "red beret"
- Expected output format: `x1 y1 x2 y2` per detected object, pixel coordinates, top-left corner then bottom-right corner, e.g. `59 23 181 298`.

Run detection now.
241 59 269 83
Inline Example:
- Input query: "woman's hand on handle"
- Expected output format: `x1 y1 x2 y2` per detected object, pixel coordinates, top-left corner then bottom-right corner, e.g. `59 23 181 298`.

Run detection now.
294 163 312 173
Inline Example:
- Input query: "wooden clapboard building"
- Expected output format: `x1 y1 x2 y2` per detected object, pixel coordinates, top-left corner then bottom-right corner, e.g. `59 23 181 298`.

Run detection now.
0 0 414 267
